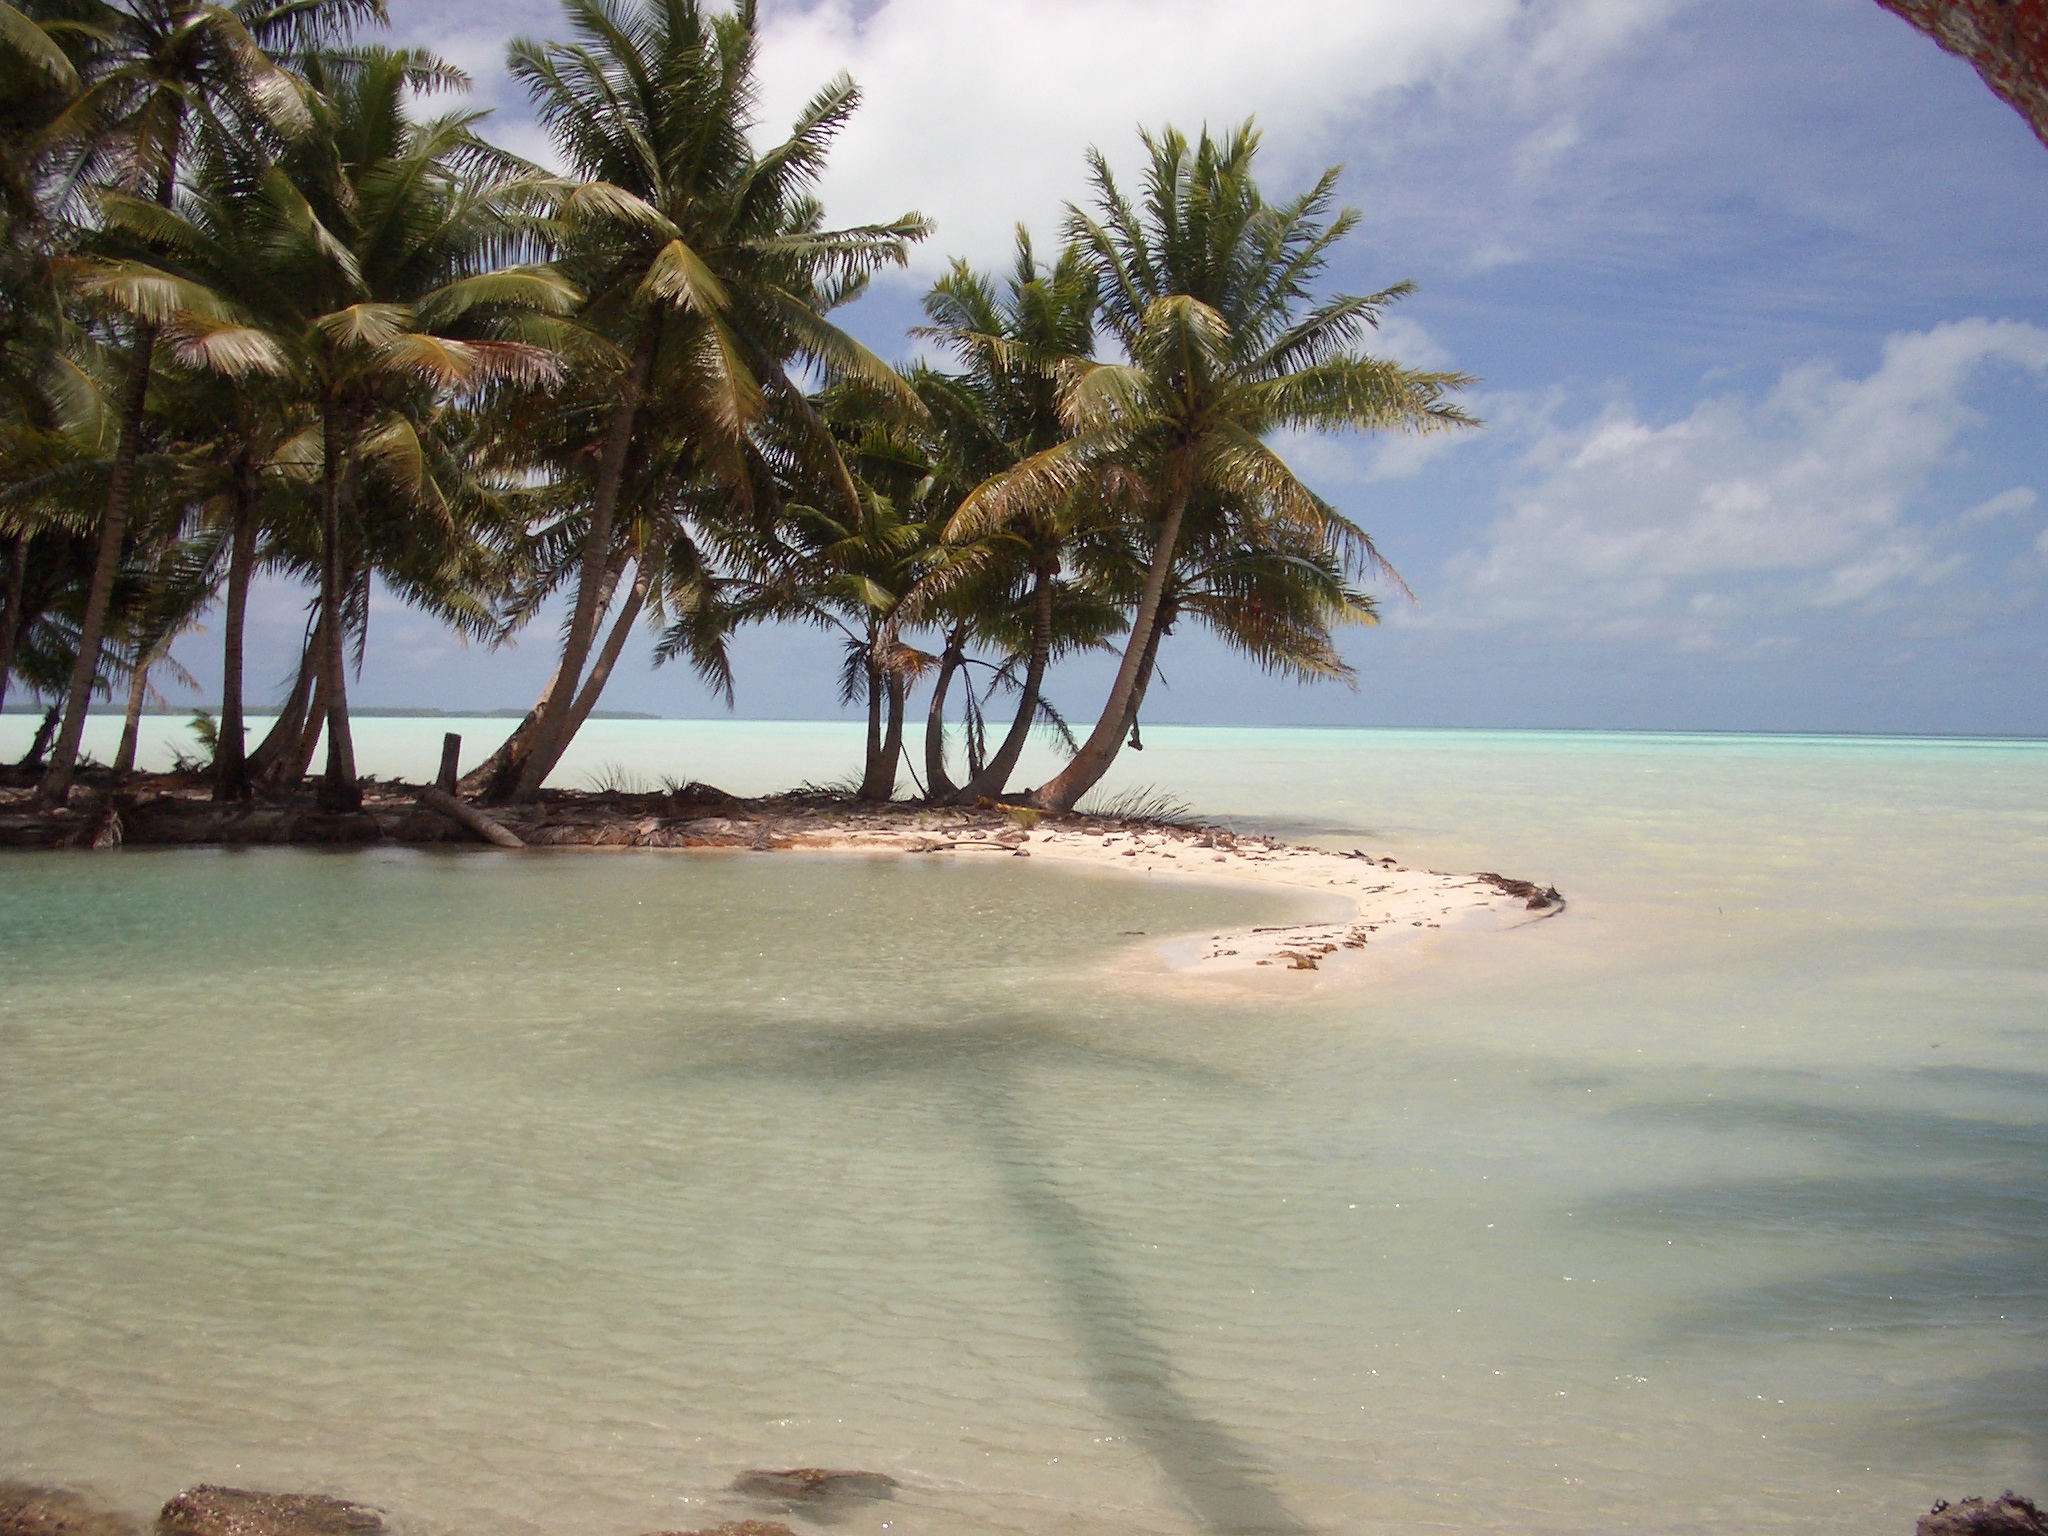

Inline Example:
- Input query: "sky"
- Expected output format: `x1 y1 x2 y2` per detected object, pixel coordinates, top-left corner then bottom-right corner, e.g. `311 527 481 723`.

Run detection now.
173 0 2048 733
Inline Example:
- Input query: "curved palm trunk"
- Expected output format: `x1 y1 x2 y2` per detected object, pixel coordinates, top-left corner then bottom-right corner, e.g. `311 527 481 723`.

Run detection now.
960 566 1054 804
922 624 966 804
288 660 332 788
213 464 258 801
512 326 659 803
113 658 150 774
39 326 156 805
1117 609 1168 744
1027 471 1190 813
516 555 650 796
470 547 633 801
249 615 320 790
0 533 27 718
18 702 59 769
563 558 650 741
316 405 360 812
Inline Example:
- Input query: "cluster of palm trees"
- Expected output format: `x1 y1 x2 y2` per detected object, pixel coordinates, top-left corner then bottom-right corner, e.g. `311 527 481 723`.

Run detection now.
0 0 1474 818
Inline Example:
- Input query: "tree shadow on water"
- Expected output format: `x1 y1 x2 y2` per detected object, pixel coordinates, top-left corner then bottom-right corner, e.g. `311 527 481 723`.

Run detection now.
694 1016 1315 1535
972 1076 1310 1535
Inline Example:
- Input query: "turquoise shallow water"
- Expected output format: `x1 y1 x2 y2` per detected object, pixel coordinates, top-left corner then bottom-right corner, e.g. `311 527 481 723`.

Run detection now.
0 722 2043 1535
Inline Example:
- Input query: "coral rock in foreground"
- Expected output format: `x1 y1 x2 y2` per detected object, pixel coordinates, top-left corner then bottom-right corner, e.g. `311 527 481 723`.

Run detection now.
156 1489 382 1536
0 1484 138 1536
1919 1494 2048 1536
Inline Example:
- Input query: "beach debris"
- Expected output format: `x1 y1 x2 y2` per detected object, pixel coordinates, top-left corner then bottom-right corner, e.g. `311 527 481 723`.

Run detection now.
1475 872 1564 911
0 1483 139 1536
415 786 525 849
731 1469 898 1507
156 1487 383 1536
88 801 123 850
1919 1494 2048 1536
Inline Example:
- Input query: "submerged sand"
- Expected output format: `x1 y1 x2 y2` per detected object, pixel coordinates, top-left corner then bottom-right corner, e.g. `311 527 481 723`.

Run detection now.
0 772 1563 987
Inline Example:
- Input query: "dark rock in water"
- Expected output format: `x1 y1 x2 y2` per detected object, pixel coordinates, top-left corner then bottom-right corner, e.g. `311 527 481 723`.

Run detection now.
731 1468 898 1505
641 1524 798 1536
1919 1494 2048 1536
157 1488 382 1536
0 1483 139 1536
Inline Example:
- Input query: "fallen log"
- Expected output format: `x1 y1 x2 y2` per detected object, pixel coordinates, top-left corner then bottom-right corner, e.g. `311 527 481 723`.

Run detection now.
415 786 525 849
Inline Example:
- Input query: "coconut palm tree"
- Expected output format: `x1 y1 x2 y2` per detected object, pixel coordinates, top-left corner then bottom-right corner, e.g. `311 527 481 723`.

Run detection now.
955 123 1477 813
495 0 927 802
225 47 570 808
910 230 1124 803
108 126 317 797
37 0 388 805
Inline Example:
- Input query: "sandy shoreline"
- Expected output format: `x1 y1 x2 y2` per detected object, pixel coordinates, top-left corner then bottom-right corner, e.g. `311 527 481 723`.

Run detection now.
760 815 1563 986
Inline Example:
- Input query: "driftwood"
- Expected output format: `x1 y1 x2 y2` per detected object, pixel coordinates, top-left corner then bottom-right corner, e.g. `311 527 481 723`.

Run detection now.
414 785 525 849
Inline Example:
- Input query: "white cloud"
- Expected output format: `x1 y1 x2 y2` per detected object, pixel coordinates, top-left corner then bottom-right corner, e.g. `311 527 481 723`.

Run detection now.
751 0 1686 270
1957 485 2037 525
1435 318 2048 643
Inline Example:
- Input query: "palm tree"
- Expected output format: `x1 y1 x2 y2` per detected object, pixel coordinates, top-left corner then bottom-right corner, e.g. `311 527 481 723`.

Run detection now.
495 0 926 803
956 124 1477 813
114 128 317 797
912 230 1119 803
219 47 570 809
36 0 388 805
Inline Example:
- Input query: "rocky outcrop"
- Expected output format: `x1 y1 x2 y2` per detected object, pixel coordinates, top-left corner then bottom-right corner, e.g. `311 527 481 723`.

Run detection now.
155 1488 381 1536
0 1484 138 1536
1919 1494 2048 1536
1875 0 2048 148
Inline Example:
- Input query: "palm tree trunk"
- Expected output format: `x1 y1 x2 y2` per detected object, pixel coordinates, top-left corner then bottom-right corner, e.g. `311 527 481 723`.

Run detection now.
288 658 331 788
1027 468 1191 812
512 325 660 803
1117 608 1168 743
961 565 1055 803
858 655 886 799
38 325 155 805
249 614 319 789
113 658 150 774
872 671 906 802
18 702 59 769
316 403 360 811
213 463 258 801
561 557 650 741
520 555 649 793
470 546 634 801
0 533 27 718
922 623 966 803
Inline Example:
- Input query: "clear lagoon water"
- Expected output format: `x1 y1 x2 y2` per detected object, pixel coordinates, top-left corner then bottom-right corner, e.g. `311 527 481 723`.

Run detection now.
1 719 2043 1536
